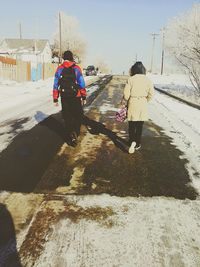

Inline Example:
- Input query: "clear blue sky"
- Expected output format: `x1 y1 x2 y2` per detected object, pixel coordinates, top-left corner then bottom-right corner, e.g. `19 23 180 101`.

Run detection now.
0 0 199 73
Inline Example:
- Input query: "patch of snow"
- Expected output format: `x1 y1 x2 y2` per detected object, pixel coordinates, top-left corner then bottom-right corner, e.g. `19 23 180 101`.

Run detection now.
149 91 200 193
149 74 200 105
86 85 99 97
99 102 118 114
0 191 10 202
29 195 200 267
148 74 193 87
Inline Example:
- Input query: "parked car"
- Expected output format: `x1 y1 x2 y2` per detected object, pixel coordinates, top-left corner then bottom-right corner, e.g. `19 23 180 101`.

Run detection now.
85 65 97 76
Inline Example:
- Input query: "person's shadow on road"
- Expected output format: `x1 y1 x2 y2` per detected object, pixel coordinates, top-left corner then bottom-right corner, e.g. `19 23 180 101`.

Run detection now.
36 111 74 147
0 204 22 267
82 115 128 152
36 112 128 152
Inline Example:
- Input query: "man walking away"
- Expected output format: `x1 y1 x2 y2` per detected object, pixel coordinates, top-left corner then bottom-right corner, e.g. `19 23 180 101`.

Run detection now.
53 50 86 146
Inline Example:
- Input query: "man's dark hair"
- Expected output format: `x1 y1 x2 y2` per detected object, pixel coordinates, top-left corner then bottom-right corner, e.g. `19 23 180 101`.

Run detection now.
63 50 74 61
130 61 146 76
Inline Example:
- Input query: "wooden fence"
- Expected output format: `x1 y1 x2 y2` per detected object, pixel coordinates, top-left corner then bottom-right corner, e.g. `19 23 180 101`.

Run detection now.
0 56 57 82
43 63 58 80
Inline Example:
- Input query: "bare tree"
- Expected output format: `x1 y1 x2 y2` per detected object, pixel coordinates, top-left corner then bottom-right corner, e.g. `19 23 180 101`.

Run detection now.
53 12 87 63
165 4 200 95
94 58 111 74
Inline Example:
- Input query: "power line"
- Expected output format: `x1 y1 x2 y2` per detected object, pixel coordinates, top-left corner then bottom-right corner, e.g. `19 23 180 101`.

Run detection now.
160 28 165 75
19 22 22 39
59 12 62 63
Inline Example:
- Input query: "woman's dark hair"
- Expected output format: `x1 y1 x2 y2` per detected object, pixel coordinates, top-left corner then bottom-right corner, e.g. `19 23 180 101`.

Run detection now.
130 61 146 76
63 50 74 61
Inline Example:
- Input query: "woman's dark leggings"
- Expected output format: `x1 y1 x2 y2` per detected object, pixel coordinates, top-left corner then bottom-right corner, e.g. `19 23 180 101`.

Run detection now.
128 121 144 146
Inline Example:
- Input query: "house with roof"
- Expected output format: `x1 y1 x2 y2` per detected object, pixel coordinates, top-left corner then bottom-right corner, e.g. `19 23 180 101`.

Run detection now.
0 38 52 63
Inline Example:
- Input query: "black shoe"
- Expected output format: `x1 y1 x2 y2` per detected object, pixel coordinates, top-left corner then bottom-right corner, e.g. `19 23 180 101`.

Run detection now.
71 132 78 146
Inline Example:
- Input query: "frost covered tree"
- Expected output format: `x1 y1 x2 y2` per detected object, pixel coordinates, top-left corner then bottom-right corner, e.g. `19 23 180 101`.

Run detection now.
165 4 200 95
94 58 111 74
53 12 86 63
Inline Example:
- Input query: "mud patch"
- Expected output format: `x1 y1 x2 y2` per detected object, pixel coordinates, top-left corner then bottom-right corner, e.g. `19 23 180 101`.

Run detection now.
36 117 104 194
56 166 86 194
20 206 59 262
62 200 116 228
34 150 74 193
80 122 198 200
19 199 116 263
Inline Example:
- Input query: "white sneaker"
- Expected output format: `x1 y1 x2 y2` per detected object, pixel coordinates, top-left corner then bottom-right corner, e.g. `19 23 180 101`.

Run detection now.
129 141 136 154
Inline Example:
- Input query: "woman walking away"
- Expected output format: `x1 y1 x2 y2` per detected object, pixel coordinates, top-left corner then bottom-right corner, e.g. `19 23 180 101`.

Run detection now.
123 61 154 154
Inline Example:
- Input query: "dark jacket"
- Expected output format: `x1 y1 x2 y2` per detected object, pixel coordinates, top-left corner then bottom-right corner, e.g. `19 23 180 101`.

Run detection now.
53 60 86 102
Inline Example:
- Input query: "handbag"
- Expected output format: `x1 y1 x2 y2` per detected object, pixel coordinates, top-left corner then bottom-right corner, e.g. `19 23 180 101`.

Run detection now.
115 106 127 122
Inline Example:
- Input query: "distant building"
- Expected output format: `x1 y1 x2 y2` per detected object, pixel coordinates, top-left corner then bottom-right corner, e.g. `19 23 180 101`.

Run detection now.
0 38 52 63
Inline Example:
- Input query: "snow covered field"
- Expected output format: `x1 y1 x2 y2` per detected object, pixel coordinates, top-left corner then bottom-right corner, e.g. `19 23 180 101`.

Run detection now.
149 92 200 194
146 74 200 194
149 73 200 105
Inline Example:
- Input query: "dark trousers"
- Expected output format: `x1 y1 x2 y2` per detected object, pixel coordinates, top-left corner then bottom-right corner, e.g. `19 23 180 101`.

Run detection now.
61 97 83 137
128 121 144 146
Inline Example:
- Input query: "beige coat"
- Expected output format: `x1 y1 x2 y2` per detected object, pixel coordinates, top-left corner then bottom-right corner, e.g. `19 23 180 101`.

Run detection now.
123 74 154 121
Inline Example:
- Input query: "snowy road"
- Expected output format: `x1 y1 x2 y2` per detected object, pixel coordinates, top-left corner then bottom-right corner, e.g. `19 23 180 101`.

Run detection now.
1 75 200 267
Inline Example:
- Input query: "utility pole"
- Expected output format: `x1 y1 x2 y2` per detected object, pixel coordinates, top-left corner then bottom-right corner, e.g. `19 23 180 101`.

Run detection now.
150 33 159 73
34 18 39 53
19 22 22 39
160 28 165 75
59 12 62 63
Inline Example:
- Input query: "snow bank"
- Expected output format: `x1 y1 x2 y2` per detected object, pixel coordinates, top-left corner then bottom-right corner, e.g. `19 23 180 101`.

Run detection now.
149 92 200 194
148 74 200 105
